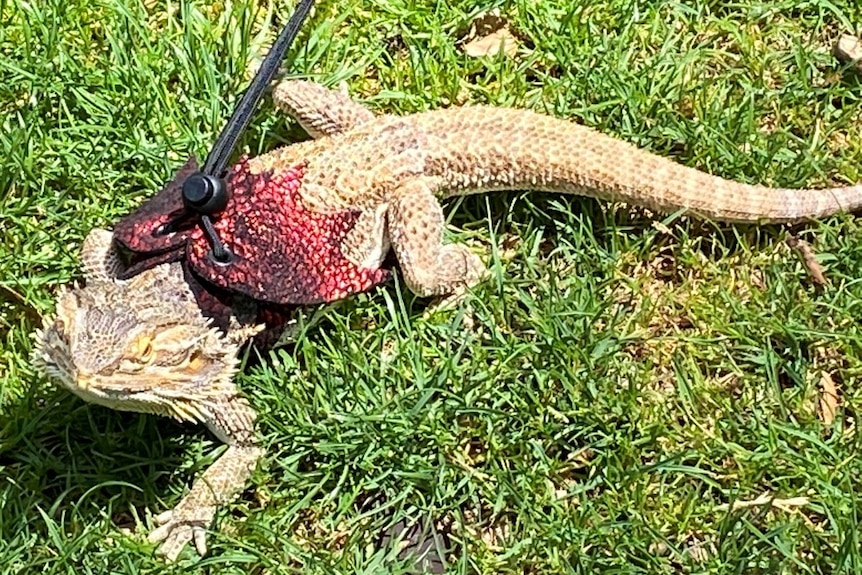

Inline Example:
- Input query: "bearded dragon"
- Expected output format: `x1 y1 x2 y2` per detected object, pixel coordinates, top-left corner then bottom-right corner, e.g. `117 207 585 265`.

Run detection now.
33 79 862 560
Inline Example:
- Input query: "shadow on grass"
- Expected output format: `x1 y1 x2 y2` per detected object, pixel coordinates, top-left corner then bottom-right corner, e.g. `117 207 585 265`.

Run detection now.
0 384 201 555
0 350 456 571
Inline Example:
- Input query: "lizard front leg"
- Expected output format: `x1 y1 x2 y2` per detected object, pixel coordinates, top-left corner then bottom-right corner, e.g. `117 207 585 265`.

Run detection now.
388 178 486 297
272 79 375 137
148 395 263 561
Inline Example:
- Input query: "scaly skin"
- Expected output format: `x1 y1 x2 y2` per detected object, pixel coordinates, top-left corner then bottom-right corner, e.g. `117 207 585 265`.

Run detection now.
33 79 862 560
33 229 264 560
265 80 862 297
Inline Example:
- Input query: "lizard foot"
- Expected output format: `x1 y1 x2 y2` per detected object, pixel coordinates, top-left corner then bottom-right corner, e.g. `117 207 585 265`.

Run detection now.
406 243 487 299
148 500 216 561
426 244 487 302
444 244 487 290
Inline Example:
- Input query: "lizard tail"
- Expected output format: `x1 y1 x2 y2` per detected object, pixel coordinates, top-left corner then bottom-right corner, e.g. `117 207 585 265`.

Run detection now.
429 107 862 224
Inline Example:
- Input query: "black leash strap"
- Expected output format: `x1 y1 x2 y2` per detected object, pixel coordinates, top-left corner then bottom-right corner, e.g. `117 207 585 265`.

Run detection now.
178 0 316 263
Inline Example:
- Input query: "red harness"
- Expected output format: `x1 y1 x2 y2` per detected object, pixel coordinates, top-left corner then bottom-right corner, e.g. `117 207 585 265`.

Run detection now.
112 157 390 338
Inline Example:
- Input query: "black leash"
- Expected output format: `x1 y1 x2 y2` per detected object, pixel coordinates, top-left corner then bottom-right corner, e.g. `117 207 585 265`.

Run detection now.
175 0 316 263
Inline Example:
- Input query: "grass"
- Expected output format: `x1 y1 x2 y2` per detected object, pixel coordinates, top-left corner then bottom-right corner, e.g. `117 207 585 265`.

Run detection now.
3 0 862 572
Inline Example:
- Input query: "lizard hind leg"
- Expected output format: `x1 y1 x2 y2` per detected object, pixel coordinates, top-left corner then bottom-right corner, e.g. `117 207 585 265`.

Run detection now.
388 179 486 298
271 80 376 138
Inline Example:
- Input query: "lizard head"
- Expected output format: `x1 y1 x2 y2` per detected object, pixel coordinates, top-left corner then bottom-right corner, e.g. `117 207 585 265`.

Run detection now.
32 229 241 423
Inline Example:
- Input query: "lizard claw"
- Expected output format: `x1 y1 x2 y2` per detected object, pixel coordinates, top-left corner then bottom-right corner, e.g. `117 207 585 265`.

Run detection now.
148 502 215 561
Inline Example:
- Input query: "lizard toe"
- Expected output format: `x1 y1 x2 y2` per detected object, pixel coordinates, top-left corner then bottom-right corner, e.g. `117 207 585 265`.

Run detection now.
153 509 174 526
148 501 216 560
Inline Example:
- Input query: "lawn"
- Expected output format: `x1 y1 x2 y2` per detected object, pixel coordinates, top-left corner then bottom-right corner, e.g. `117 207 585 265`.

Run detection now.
3 0 862 572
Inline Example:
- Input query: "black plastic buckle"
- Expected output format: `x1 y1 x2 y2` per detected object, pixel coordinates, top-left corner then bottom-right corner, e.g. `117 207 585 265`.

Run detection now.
174 0 316 263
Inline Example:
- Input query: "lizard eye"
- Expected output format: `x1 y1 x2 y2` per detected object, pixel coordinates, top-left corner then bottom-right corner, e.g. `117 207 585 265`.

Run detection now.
130 336 154 363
